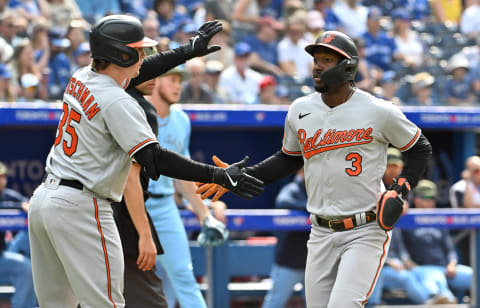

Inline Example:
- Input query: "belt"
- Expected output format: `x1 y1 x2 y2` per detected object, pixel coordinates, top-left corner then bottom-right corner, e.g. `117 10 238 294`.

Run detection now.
42 174 83 191
148 192 173 199
314 211 376 232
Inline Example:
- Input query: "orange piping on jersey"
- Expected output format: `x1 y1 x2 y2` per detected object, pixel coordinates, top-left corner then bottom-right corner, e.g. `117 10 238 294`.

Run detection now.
128 138 157 156
282 146 302 155
93 197 117 308
123 78 131 89
399 128 420 151
362 231 391 306
303 140 372 159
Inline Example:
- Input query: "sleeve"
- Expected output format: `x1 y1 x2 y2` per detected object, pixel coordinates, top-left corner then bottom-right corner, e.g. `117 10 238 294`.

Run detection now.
182 113 191 158
282 110 302 156
380 103 421 151
103 98 158 157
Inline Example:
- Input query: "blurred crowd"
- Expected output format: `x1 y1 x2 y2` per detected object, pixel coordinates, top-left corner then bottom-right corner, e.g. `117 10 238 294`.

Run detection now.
0 0 478 105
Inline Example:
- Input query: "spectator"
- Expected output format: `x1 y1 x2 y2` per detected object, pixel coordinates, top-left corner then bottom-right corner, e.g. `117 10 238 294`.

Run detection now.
0 63 15 101
407 72 437 106
402 179 472 303
70 41 90 73
313 0 340 33
180 58 214 104
10 0 41 23
0 161 37 308
204 59 227 103
9 38 42 99
392 8 424 68
39 0 82 31
151 0 191 39
460 0 480 40
18 73 43 102
277 12 313 80
332 0 368 39
47 28 71 100
262 169 308 308
395 0 431 21
306 10 324 39
143 16 160 40
353 37 374 92
257 75 289 104
0 10 19 45
242 16 284 76
65 18 89 62
119 0 148 20
74 0 120 24
231 0 265 42
30 19 50 76
218 42 263 104
204 19 234 68
362 6 401 74
377 70 401 105
362 0 397 16
430 0 463 26
174 22 197 45
446 54 476 105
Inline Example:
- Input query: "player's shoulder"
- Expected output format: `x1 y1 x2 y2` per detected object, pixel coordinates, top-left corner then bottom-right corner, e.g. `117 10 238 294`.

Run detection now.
354 89 400 111
288 92 320 111
171 104 191 123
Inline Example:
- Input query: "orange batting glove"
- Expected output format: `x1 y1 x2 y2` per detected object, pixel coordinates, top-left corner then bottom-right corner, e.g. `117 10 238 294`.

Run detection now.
196 155 229 201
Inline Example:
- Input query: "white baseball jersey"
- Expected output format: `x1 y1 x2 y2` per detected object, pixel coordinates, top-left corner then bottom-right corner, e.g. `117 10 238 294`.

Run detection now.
46 66 158 202
283 89 420 217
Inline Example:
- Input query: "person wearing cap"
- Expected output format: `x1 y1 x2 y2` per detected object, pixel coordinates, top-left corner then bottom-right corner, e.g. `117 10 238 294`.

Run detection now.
407 72 436 106
218 41 263 104
47 27 72 100
152 0 191 39
242 16 284 77
446 53 478 106
204 59 226 103
70 41 91 74
180 57 214 104
19 73 43 102
362 6 402 74
0 162 37 308
146 63 228 308
392 8 424 68
399 179 472 304
377 70 401 105
257 74 289 104
204 19 234 68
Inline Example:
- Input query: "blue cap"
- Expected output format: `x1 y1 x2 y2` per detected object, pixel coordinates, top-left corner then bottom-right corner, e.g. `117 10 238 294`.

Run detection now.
234 42 252 57
74 42 90 58
181 23 197 34
0 64 11 79
48 28 71 48
391 8 410 21
368 6 383 20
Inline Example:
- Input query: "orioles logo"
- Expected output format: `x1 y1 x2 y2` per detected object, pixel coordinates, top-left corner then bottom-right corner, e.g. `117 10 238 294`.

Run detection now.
322 33 336 43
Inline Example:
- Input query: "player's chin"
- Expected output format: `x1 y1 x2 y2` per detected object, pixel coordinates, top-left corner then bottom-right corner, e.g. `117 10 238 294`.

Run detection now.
314 79 327 93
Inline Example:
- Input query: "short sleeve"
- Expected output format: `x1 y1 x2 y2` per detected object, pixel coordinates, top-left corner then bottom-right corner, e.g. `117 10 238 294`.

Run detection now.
104 98 158 157
282 111 302 156
381 104 421 151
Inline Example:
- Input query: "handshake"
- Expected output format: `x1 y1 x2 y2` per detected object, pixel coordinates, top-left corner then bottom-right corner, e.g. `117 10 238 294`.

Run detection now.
201 155 263 201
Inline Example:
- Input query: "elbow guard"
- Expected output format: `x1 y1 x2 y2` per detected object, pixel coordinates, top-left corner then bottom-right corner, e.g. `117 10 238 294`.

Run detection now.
133 143 162 180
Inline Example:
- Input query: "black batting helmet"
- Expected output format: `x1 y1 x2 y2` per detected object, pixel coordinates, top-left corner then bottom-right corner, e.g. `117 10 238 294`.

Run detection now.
305 31 359 87
89 15 157 67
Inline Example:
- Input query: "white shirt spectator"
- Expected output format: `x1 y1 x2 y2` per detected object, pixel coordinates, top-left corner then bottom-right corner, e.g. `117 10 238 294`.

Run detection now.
332 0 368 39
277 34 313 80
395 30 424 66
460 3 480 38
218 65 263 104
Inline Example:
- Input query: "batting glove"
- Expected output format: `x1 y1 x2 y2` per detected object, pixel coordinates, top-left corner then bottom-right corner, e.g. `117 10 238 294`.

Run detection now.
196 155 229 201
182 20 222 59
212 156 264 200
376 177 410 231
197 214 229 247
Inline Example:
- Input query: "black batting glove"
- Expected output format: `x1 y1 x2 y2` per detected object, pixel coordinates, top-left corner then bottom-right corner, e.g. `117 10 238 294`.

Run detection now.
181 20 222 59
212 156 264 199
389 177 411 200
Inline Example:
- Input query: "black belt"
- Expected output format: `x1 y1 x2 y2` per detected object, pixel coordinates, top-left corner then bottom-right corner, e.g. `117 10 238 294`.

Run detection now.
148 192 173 199
315 211 376 231
42 174 83 191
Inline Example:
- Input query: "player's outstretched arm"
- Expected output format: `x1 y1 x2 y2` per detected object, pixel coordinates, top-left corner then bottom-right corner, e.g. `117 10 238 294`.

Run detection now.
133 143 264 200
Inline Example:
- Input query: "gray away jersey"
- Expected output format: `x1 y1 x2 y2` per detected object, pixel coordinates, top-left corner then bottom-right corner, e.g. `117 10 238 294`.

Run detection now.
283 89 420 217
46 66 158 202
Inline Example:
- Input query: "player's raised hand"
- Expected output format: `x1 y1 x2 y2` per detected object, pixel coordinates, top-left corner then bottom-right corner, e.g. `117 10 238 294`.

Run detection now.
183 20 222 58
211 156 264 199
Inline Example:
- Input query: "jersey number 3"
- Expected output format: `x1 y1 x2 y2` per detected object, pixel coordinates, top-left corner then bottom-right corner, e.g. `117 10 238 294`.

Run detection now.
345 152 362 176
54 102 81 156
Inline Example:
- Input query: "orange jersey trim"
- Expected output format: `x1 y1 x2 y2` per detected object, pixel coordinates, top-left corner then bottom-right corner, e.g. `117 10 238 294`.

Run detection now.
122 78 131 90
282 146 302 155
399 128 420 151
93 197 117 308
362 232 391 306
128 138 156 156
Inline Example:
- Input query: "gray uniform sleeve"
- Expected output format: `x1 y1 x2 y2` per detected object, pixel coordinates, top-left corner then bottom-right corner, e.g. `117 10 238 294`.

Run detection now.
103 98 158 157
282 110 302 156
379 103 421 151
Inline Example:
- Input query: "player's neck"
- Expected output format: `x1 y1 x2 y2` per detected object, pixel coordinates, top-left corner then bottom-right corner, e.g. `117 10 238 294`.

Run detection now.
321 84 356 108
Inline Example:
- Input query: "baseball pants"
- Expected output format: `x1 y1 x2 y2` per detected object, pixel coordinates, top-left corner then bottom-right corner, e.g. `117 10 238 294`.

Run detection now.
305 219 391 308
146 196 207 308
28 180 124 308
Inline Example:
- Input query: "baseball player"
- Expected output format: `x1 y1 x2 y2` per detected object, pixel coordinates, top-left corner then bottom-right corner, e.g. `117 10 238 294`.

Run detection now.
27 15 263 308
198 31 432 307
145 66 228 308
